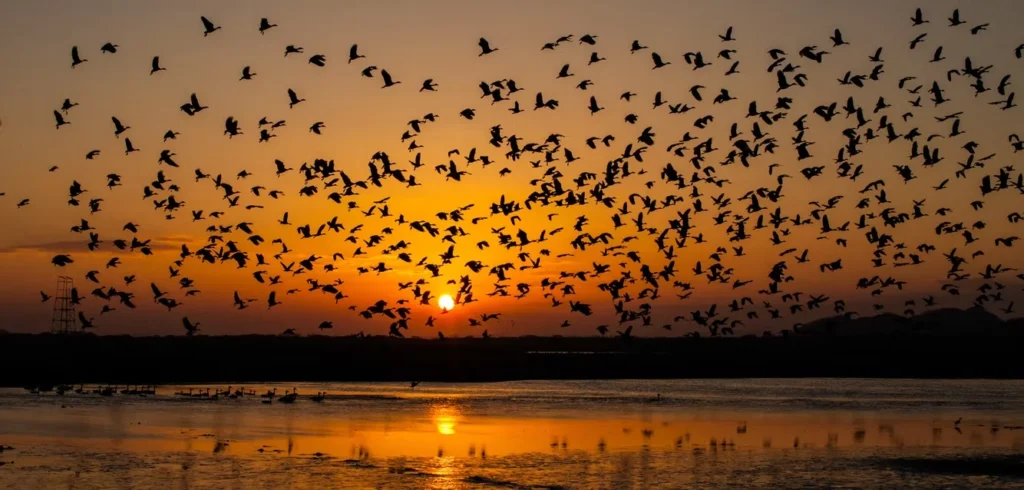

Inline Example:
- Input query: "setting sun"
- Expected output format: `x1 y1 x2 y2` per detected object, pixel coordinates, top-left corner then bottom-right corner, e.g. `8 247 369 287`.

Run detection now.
438 294 455 311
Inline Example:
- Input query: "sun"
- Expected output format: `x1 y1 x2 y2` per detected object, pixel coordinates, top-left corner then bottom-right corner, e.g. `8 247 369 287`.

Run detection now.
438 294 455 311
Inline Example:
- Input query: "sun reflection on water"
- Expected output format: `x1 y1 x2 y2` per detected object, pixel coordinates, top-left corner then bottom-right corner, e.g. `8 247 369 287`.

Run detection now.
431 404 461 436
437 418 456 435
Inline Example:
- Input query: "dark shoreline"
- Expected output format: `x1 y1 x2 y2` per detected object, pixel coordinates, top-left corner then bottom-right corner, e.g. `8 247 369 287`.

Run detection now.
2 333 1023 386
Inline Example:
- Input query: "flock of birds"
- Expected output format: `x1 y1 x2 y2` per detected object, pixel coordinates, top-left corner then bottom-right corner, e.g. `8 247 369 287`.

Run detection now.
14 7 1024 338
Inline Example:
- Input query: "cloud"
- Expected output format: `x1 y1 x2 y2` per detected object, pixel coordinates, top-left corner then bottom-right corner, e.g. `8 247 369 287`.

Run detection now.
0 235 196 254
0 240 96 254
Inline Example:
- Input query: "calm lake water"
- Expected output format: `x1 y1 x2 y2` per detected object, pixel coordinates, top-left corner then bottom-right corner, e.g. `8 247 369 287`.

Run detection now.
1 379 1023 489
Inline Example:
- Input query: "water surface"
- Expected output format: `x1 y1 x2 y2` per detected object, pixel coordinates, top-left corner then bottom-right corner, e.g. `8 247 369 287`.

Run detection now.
1 379 1023 489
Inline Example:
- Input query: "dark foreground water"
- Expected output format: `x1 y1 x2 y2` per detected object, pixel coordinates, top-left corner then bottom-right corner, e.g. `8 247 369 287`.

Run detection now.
1 379 1023 489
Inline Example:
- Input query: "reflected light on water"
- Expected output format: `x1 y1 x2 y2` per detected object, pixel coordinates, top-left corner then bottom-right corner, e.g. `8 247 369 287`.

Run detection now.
431 404 460 436
437 418 456 435
3 380 1024 488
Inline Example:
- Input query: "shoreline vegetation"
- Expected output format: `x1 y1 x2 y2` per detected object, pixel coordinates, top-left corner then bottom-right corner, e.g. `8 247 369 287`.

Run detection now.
2 307 1022 386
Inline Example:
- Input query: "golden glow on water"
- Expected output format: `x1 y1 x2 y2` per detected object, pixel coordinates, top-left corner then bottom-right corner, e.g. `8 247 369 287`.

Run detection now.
4 400 1016 459
436 419 456 435
2 380 1024 488
5 404 1023 478
432 404 459 435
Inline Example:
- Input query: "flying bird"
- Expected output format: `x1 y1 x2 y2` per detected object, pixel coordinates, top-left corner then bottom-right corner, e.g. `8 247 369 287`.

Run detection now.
200 16 221 36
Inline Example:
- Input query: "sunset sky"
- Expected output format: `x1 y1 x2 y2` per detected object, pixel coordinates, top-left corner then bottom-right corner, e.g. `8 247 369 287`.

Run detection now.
1 0 1022 336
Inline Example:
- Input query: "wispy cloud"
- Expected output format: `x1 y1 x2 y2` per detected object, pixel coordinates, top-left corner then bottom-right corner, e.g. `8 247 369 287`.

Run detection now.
0 235 196 254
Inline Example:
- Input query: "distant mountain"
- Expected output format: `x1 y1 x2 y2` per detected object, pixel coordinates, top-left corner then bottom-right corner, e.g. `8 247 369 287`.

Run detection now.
795 307 1021 336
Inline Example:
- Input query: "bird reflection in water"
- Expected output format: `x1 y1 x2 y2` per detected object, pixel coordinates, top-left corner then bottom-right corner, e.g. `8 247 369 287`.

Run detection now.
4 378 1024 490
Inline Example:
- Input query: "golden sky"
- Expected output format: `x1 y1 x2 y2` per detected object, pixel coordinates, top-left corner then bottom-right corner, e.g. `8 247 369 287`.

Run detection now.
0 0 1023 336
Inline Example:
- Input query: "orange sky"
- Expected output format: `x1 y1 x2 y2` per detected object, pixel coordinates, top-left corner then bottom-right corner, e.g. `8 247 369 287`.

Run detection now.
1 1 1023 336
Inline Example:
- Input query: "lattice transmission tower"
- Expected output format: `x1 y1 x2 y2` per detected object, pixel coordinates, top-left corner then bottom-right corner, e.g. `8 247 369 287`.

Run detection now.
50 276 78 334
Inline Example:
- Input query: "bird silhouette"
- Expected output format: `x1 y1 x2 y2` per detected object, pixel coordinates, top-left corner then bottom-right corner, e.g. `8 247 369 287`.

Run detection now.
182 317 200 336
258 18 277 34
148 56 166 75
478 38 498 56
651 52 670 69
200 16 221 36
70 46 87 68
287 88 305 108
53 111 69 129
348 44 365 63
380 70 400 88
111 116 130 138
308 54 326 67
